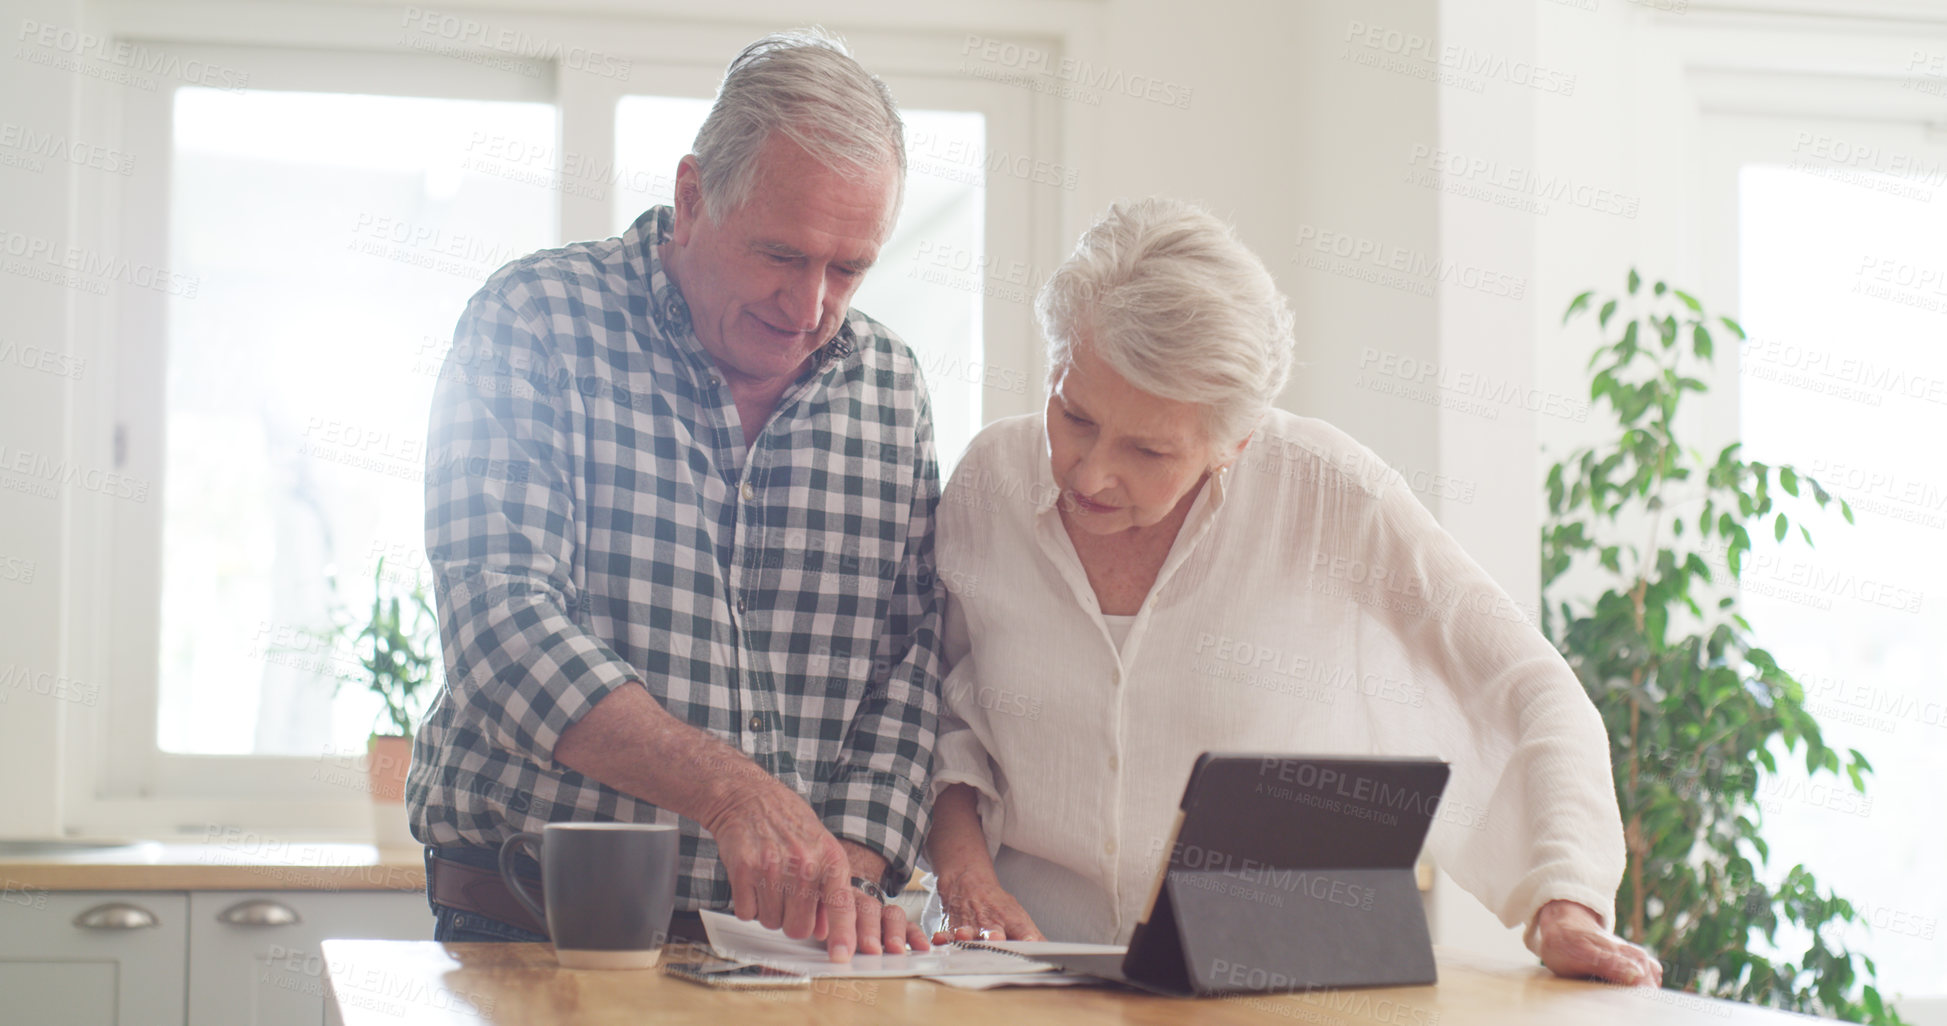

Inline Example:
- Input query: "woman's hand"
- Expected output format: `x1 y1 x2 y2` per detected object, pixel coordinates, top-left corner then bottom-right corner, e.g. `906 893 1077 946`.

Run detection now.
932 871 1045 943
1531 900 1663 987
925 783 1044 942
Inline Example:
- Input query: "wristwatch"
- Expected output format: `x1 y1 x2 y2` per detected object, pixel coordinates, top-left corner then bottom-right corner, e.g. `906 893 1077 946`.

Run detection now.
850 876 889 904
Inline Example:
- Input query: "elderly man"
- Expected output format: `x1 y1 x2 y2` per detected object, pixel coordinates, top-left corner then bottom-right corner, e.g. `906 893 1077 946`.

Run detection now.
407 30 941 962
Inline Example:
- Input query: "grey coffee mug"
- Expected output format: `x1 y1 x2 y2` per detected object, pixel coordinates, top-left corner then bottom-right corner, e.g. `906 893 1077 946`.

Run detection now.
498 822 678 969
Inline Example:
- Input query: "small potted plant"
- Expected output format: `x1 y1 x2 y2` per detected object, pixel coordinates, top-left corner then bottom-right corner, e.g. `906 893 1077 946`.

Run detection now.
334 557 440 847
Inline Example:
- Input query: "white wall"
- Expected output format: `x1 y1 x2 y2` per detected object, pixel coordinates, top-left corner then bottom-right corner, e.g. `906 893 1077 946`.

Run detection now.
1427 0 1541 964
1086 0 1444 479
1 0 86 839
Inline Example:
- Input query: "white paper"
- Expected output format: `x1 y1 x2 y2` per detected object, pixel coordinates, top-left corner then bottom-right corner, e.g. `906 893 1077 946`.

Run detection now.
924 940 1127 989
698 910 1058 979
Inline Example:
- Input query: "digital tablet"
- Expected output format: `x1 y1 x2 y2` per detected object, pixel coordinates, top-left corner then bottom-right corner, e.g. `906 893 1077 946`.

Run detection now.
1046 752 1451 996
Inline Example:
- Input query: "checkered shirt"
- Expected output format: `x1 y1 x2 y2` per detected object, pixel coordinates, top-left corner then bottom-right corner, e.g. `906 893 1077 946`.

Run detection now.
406 206 944 905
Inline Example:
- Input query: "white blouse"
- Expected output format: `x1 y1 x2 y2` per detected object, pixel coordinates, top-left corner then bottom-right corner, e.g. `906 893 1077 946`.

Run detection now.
931 411 1625 946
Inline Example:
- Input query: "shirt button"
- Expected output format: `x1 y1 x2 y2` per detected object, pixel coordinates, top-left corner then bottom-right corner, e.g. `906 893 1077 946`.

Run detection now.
736 595 747 615
740 481 756 502
748 714 763 732
1111 668 1121 686
1104 839 1117 856
1108 754 1120 771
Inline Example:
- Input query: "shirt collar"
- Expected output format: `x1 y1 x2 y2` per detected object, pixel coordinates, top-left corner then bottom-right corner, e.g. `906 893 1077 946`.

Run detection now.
1026 420 1234 623
626 205 696 347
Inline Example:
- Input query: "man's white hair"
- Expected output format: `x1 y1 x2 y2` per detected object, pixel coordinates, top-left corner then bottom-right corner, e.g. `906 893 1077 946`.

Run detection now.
691 28 906 224
1037 198 1297 454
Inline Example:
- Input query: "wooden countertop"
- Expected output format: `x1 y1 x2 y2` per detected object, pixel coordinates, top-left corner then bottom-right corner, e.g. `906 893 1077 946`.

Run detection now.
322 939 1811 1025
0 842 424 892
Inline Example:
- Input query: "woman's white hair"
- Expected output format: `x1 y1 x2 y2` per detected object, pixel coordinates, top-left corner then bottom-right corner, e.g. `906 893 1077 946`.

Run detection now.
691 29 906 224
1037 198 1297 454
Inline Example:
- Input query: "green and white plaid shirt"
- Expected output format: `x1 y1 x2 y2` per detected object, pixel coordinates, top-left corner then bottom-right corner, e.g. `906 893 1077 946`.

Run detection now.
407 206 944 905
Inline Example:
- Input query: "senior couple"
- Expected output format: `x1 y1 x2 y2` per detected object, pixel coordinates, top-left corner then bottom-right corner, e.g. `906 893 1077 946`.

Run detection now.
406 30 1660 987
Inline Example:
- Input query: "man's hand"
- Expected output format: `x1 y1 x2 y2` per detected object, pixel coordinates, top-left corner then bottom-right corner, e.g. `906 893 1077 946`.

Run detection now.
831 840 930 956
1531 900 1663 987
555 686 892 962
698 773 859 961
931 869 1044 944
551 687 926 962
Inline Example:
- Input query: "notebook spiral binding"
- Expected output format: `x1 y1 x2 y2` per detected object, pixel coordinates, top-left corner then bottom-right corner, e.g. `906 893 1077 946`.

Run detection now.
951 940 1058 968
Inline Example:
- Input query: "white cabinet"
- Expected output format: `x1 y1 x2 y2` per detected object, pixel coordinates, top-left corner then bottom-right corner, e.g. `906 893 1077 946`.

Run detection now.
0 889 430 1026
0 891 189 1026
188 891 431 1026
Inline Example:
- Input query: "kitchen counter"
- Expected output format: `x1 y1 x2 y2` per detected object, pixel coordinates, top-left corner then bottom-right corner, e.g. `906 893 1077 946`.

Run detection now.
320 939 1809 1026
0 840 424 892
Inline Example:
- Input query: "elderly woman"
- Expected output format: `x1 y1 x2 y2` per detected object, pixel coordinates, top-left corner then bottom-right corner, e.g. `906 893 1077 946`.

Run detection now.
922 198 1661 986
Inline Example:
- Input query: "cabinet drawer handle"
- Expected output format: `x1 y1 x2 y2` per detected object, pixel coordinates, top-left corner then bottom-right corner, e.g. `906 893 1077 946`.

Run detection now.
73 902 160 930
217 899 301 927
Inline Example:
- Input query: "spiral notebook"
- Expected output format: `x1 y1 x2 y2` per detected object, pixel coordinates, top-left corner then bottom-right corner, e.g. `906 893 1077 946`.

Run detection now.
697 910 1123 980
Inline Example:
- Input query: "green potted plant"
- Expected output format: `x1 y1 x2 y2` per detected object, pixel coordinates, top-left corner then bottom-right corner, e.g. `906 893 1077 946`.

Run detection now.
1541 271 1905 1024
333 557 440 847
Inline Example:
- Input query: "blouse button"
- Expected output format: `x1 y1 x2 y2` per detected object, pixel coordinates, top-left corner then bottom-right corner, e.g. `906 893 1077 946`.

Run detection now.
740 481 756 503
748 714 763 732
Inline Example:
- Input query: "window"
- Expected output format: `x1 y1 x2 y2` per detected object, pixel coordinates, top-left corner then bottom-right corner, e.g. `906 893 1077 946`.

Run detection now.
1733 156 1947 1006
160 88 557 758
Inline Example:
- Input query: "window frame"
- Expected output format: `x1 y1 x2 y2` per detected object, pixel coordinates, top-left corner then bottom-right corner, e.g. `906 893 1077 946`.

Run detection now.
65 21 1063 841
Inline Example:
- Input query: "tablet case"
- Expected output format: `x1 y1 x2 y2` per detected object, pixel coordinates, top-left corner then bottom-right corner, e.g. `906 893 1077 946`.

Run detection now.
1050 753 1451 997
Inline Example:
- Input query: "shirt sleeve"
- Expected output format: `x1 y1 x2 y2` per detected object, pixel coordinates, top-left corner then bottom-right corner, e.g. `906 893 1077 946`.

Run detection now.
818 385 945 892
424 283 641 764
1331 472 1626 936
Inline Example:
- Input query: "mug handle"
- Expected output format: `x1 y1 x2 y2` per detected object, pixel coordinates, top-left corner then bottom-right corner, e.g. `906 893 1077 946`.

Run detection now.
497 832 548 930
